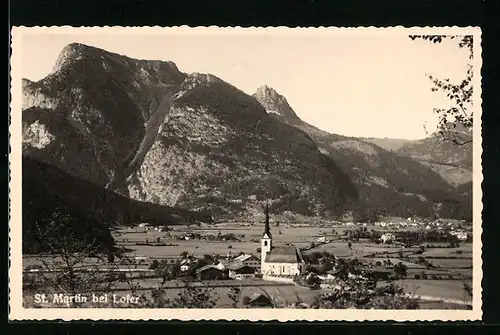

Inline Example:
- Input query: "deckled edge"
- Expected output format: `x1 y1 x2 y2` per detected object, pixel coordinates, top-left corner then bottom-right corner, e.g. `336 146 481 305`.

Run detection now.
8 25 483 322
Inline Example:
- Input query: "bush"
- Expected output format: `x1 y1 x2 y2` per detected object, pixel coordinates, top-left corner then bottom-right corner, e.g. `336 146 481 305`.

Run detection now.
242 296 251 306
394 262 407 278
149 259 159 270
414 274 421 279
421 272 428 280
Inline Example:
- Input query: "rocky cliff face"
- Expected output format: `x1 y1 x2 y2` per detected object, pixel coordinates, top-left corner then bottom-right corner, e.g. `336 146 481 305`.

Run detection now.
22 43 186 190
252 86 472 220
22 43 358 219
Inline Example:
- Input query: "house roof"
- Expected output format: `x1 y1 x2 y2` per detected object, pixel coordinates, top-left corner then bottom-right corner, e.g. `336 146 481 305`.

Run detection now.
250 293 272 303
196 264 224 273
227 259 258 270
234 253 259 262
265 246 305 264
226 260 245 270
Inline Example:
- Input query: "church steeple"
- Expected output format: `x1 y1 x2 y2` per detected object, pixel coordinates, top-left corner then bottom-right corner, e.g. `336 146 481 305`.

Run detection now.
263 202 271 238
261 202 272 273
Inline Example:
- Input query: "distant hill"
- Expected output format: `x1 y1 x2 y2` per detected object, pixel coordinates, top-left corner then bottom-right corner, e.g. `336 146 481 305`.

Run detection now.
361 138 415 152
397 132 472 186
252 86 472 220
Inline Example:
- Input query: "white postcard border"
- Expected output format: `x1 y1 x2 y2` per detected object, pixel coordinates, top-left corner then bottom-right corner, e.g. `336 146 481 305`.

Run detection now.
9 25 483 321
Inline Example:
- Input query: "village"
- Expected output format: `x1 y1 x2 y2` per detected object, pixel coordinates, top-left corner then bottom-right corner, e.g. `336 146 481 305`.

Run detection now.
23 204 473 308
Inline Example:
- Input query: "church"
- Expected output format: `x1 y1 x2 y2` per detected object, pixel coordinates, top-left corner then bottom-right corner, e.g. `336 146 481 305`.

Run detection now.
260 203 306 276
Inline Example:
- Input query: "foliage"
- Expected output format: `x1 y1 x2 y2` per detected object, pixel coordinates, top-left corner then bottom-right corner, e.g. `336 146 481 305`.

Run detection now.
311 279 419 309
409 35 473 146
393 262 408 278
227 286 242 308
23 215 142 307
242 295 251 306
144 280 220 308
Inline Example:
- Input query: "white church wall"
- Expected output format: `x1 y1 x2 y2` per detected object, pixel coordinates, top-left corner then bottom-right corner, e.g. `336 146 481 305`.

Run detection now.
262 275 295 284
262 262 301 276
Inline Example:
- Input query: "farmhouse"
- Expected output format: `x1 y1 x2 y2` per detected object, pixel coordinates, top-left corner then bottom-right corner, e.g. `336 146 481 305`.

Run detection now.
233 253 261 271
260 203 306 276
196 265 226 280
227 262 256 279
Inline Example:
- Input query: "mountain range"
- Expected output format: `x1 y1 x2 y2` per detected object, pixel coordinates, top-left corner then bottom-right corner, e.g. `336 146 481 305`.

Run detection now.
22 43 472 235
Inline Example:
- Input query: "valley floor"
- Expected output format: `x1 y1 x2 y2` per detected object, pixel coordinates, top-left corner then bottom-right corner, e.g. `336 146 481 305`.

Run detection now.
22 221 473 309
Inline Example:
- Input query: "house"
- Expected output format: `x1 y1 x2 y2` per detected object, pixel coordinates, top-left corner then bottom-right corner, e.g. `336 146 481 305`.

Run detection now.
450 230 468 241
134 256 148 262
380 233 396 244
214 261 226 271
180 259 192 272
196 265 226 280
316 236 326 243
248 293 274 307
260 203 306 276
233 253 261 271
227 262 256 279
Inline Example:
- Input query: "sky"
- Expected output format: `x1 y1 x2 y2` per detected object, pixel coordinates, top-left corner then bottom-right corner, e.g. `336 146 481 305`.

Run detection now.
21 30 472 140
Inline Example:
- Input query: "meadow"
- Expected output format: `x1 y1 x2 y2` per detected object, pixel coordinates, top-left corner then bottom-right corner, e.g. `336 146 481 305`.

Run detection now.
23 221 473 308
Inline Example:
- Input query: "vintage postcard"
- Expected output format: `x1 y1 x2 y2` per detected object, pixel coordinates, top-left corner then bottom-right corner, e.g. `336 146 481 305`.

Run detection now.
9 26 482 321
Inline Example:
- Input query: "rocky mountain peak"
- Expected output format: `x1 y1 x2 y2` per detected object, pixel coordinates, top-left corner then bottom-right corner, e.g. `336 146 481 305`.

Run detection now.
178 72 223 92
253 85 299 121
53 43 96 72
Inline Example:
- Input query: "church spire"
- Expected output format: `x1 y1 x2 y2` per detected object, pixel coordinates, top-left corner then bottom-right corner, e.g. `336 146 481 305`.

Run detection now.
264 202 271 237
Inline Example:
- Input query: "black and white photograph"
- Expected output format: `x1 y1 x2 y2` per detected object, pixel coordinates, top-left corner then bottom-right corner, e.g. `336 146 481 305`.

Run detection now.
9 26 482 321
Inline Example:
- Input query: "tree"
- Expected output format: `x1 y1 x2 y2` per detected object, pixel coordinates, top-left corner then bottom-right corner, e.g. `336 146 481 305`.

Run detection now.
146 280 220 308
149 259 160 270
24 210 126 307
463 282 473 299
311 279 419 309
156 260 181 283
227 286 242 308
242 295 251 306
180 251 189 259
394 262 408 278
318 262 334 275
409 35 474 146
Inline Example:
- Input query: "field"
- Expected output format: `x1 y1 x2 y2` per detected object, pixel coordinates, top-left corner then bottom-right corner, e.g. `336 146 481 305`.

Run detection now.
111 223 334 259
23 221 474 308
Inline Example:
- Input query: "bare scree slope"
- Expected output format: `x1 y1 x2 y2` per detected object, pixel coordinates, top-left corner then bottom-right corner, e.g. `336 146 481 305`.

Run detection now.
22 43 471 225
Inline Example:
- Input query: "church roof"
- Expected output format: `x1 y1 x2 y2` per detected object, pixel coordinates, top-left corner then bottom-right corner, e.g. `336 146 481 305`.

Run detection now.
265 246 305 264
